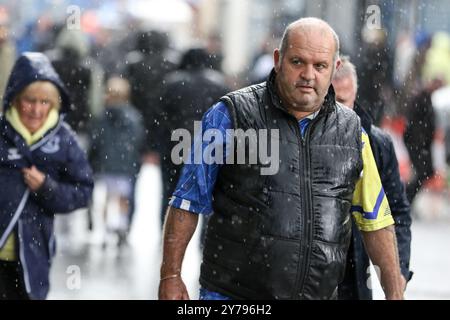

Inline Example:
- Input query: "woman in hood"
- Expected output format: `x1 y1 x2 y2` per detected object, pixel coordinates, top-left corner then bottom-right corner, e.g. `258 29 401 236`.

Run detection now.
0 52 93 299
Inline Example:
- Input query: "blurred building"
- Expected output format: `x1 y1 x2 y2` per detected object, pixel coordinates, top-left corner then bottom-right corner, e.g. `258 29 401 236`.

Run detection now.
1 1 450 81
195 0 450 77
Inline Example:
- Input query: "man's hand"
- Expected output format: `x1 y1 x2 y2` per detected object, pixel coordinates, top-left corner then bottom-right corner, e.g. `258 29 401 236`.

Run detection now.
22 166 46 192
159 277 190 300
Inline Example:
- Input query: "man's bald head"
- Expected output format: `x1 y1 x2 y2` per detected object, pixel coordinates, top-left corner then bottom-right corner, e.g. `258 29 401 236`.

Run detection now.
273 17 342 119
278 18 340 64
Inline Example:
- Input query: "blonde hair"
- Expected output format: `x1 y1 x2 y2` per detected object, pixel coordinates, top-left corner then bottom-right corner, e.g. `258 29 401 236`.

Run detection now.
14 81 62 110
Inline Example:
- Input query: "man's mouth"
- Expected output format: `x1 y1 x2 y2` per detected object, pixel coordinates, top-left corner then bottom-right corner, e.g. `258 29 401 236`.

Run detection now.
297 85 314 92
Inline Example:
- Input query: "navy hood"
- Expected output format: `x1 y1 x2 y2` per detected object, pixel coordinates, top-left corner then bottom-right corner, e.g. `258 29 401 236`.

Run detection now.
3 52 70 113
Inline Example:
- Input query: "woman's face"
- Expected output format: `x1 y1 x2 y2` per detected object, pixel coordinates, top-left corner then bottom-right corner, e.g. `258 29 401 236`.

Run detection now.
16 82 58 134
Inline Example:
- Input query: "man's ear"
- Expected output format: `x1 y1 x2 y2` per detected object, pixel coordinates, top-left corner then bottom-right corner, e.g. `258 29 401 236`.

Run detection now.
335 58 341 72
273 49 281 73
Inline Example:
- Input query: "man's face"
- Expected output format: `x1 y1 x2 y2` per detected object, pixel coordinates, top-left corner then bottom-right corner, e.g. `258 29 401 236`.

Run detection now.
332 76 356 109
16 83 56 134
274 28 338 119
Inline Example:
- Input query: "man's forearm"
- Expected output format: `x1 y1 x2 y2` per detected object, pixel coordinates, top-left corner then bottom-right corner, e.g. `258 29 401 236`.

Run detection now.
160 206 199 278
361 225 404 299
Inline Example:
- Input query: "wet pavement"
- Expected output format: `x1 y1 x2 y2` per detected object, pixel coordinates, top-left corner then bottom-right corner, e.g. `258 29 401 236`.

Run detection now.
47 164 450 300
47 164 202 300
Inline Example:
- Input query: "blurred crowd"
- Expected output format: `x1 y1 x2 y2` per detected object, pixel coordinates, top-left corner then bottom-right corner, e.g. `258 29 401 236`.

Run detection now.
358 27 450 213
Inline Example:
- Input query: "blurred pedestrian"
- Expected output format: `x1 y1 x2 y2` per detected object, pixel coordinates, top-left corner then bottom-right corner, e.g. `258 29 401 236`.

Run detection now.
157 47 229 227
332 56 412 299
248 37 277 85
126 29 177 165
50 29 104 140
0 52 93 299
88 77 145 247
357 28 394 125
404 77 442 203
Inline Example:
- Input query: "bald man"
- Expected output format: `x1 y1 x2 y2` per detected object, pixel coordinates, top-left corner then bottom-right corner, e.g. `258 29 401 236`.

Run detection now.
333 56 412 299
159 18 404 300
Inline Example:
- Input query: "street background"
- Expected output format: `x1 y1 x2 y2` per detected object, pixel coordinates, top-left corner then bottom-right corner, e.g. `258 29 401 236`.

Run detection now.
0 0 449 300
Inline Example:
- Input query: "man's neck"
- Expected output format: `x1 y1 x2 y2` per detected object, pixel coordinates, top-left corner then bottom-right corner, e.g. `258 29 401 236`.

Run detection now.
290 108 321 121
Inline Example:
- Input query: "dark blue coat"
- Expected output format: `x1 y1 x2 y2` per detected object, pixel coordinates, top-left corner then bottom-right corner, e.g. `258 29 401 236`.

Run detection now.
0 52 93 299
338 103 412 300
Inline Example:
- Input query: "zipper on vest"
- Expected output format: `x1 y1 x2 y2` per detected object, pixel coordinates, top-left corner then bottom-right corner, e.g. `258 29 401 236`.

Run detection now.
292 119 314 299
300 124 314 298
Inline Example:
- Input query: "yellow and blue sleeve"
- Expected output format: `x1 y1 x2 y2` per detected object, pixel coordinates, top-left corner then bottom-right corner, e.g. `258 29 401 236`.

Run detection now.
352 130 394 231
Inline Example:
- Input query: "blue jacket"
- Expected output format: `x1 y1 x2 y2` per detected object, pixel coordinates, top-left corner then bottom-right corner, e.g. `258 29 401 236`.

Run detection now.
338 103 412 300
0 52 93 299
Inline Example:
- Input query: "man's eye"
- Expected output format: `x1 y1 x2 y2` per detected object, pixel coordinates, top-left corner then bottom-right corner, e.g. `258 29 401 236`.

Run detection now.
315 64 325 70
292 59 302 65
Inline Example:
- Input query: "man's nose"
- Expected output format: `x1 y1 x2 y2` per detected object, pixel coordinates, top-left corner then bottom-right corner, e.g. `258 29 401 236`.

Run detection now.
300 64 315 81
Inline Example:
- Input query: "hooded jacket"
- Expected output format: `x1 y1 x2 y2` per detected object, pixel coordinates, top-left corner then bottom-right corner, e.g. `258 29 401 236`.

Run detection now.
0 52 93 299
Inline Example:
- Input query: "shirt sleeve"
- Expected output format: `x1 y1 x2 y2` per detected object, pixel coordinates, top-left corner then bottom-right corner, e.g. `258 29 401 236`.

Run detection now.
169 102 232 215
351 130 395 231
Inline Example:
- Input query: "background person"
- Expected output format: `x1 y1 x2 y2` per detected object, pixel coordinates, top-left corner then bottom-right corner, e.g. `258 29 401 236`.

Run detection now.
88 77 145 248
0 52 93 299
332 56 412 300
